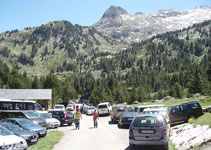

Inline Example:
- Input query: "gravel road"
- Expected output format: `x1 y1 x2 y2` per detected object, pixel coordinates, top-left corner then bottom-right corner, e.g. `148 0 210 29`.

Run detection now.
52 114 211 150
53 114 130 150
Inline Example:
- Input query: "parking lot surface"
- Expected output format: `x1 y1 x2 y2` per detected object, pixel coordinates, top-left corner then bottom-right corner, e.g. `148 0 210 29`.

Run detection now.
53 114 169 150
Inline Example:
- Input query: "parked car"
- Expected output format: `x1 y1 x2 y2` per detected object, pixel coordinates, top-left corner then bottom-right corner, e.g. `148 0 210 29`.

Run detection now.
97 102 112 116
143 108 168 121
66 104 74 111
0 110 47 127
110 104 127 123
129 114 169 150
1 118 47 138
168 100 204 125
134 104 166 114
48 110 74 126
118 111 136 128
126 106 135 112
0 125 28 150
53 104 65 110
0 122 38 145
86 106 96 115
39 111 61 129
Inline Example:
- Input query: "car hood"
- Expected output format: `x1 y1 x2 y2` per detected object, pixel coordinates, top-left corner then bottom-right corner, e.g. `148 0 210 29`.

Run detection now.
0 135 25 145
23 125 45 131
45 118 60 123
11 130 36 137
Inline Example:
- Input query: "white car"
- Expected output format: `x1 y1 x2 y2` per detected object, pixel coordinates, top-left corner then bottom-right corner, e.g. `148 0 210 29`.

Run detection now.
39 111 61 129
66 104 74 111
53 104 65 110
97 102 112 115
0 126 28 150
87 106 96 115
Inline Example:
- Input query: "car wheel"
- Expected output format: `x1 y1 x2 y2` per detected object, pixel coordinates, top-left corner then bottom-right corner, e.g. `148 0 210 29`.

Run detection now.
68 123 72 126
129 143 135 150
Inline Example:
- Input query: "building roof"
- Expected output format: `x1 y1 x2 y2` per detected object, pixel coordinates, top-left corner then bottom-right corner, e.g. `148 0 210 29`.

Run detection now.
0 89 52 100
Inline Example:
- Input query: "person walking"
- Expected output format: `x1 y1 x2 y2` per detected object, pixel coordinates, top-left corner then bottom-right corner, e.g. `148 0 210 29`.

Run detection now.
93 110 99 128
74 108 82 130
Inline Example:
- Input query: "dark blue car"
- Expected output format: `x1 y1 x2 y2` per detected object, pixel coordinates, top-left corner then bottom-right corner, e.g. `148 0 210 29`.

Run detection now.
118 112 137 128
0 122 38 144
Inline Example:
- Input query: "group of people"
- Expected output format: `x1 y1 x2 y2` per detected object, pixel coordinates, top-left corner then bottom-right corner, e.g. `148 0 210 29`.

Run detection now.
73 105 99 130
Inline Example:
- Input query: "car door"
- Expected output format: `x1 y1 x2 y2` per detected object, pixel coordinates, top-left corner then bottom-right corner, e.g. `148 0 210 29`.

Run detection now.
168 105 182 123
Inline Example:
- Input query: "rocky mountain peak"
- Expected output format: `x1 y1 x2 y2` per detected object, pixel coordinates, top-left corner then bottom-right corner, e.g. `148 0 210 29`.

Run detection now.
199 5 211 9
102 6 128 19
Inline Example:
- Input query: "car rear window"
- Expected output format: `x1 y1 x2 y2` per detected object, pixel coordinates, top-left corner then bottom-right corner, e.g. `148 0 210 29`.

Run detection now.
132 116 162 127
117 107 125 112
98 105 107 109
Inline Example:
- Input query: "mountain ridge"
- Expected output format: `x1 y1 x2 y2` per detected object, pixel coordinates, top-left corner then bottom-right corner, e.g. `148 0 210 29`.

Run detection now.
93 5 211 43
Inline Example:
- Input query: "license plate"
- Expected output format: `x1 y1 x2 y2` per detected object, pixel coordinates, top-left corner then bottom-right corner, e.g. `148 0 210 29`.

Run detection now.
140 130 154 134
128 118 133 120
31 138 37 142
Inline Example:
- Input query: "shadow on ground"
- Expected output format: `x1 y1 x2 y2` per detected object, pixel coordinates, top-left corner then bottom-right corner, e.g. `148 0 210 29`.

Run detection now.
125 145 166 150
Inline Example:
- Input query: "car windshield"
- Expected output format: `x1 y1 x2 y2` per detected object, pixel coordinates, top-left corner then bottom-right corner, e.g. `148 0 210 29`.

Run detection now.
40 113 52 119
132 116 162 127
24 111 41 119
55 106 64 109
0 126 13 136
89 107 95 110
123 112 136 117
98 105 107 109
2 123 22 131
18 119 35 127
143 111 167 118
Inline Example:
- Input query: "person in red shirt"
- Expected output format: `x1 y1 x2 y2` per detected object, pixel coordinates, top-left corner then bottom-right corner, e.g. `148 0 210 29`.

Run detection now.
93 110 99 128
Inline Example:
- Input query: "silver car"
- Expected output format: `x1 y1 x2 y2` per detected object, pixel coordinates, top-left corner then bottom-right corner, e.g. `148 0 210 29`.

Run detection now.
129 114 169 150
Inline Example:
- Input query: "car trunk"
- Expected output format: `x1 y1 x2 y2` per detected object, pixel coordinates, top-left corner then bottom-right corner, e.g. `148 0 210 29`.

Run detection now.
133 126 163 141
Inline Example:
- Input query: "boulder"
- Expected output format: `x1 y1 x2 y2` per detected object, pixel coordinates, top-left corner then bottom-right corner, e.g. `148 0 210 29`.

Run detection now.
162 96 175 101
192 93 201 98
170 124 211 150
132 101 140 104
202 106 211 113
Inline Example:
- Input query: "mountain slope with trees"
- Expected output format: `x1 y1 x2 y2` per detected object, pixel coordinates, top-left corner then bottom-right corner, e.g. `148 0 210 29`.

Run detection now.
0 20 210 106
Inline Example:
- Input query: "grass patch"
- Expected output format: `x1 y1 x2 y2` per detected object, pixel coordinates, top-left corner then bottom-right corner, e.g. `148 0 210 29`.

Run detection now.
192 113 211 127
169 141 176 150
28 130 63 150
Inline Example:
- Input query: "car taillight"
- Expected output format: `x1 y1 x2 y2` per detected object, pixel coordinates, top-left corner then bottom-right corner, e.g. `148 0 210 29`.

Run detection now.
64 112 66 119
121 117 124 121
154 129 157 134
162 130 167 136
144 116 151 118
129 130 134 137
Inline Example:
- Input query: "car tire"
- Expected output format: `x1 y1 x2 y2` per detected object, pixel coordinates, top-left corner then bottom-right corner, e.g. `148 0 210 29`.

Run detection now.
68 123 72 126
129 143 135 150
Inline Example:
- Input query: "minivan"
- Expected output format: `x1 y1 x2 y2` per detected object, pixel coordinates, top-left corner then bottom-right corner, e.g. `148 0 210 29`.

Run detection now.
129 114 169 150
168 101 203 125
97 102 112 116
110 104 127 123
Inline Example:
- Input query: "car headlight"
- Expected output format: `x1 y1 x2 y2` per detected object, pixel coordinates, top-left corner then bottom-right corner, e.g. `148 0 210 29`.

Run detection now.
20 135 29 140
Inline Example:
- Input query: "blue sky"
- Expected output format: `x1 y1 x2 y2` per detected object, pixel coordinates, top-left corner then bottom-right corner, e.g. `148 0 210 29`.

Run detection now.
0 0 210 33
